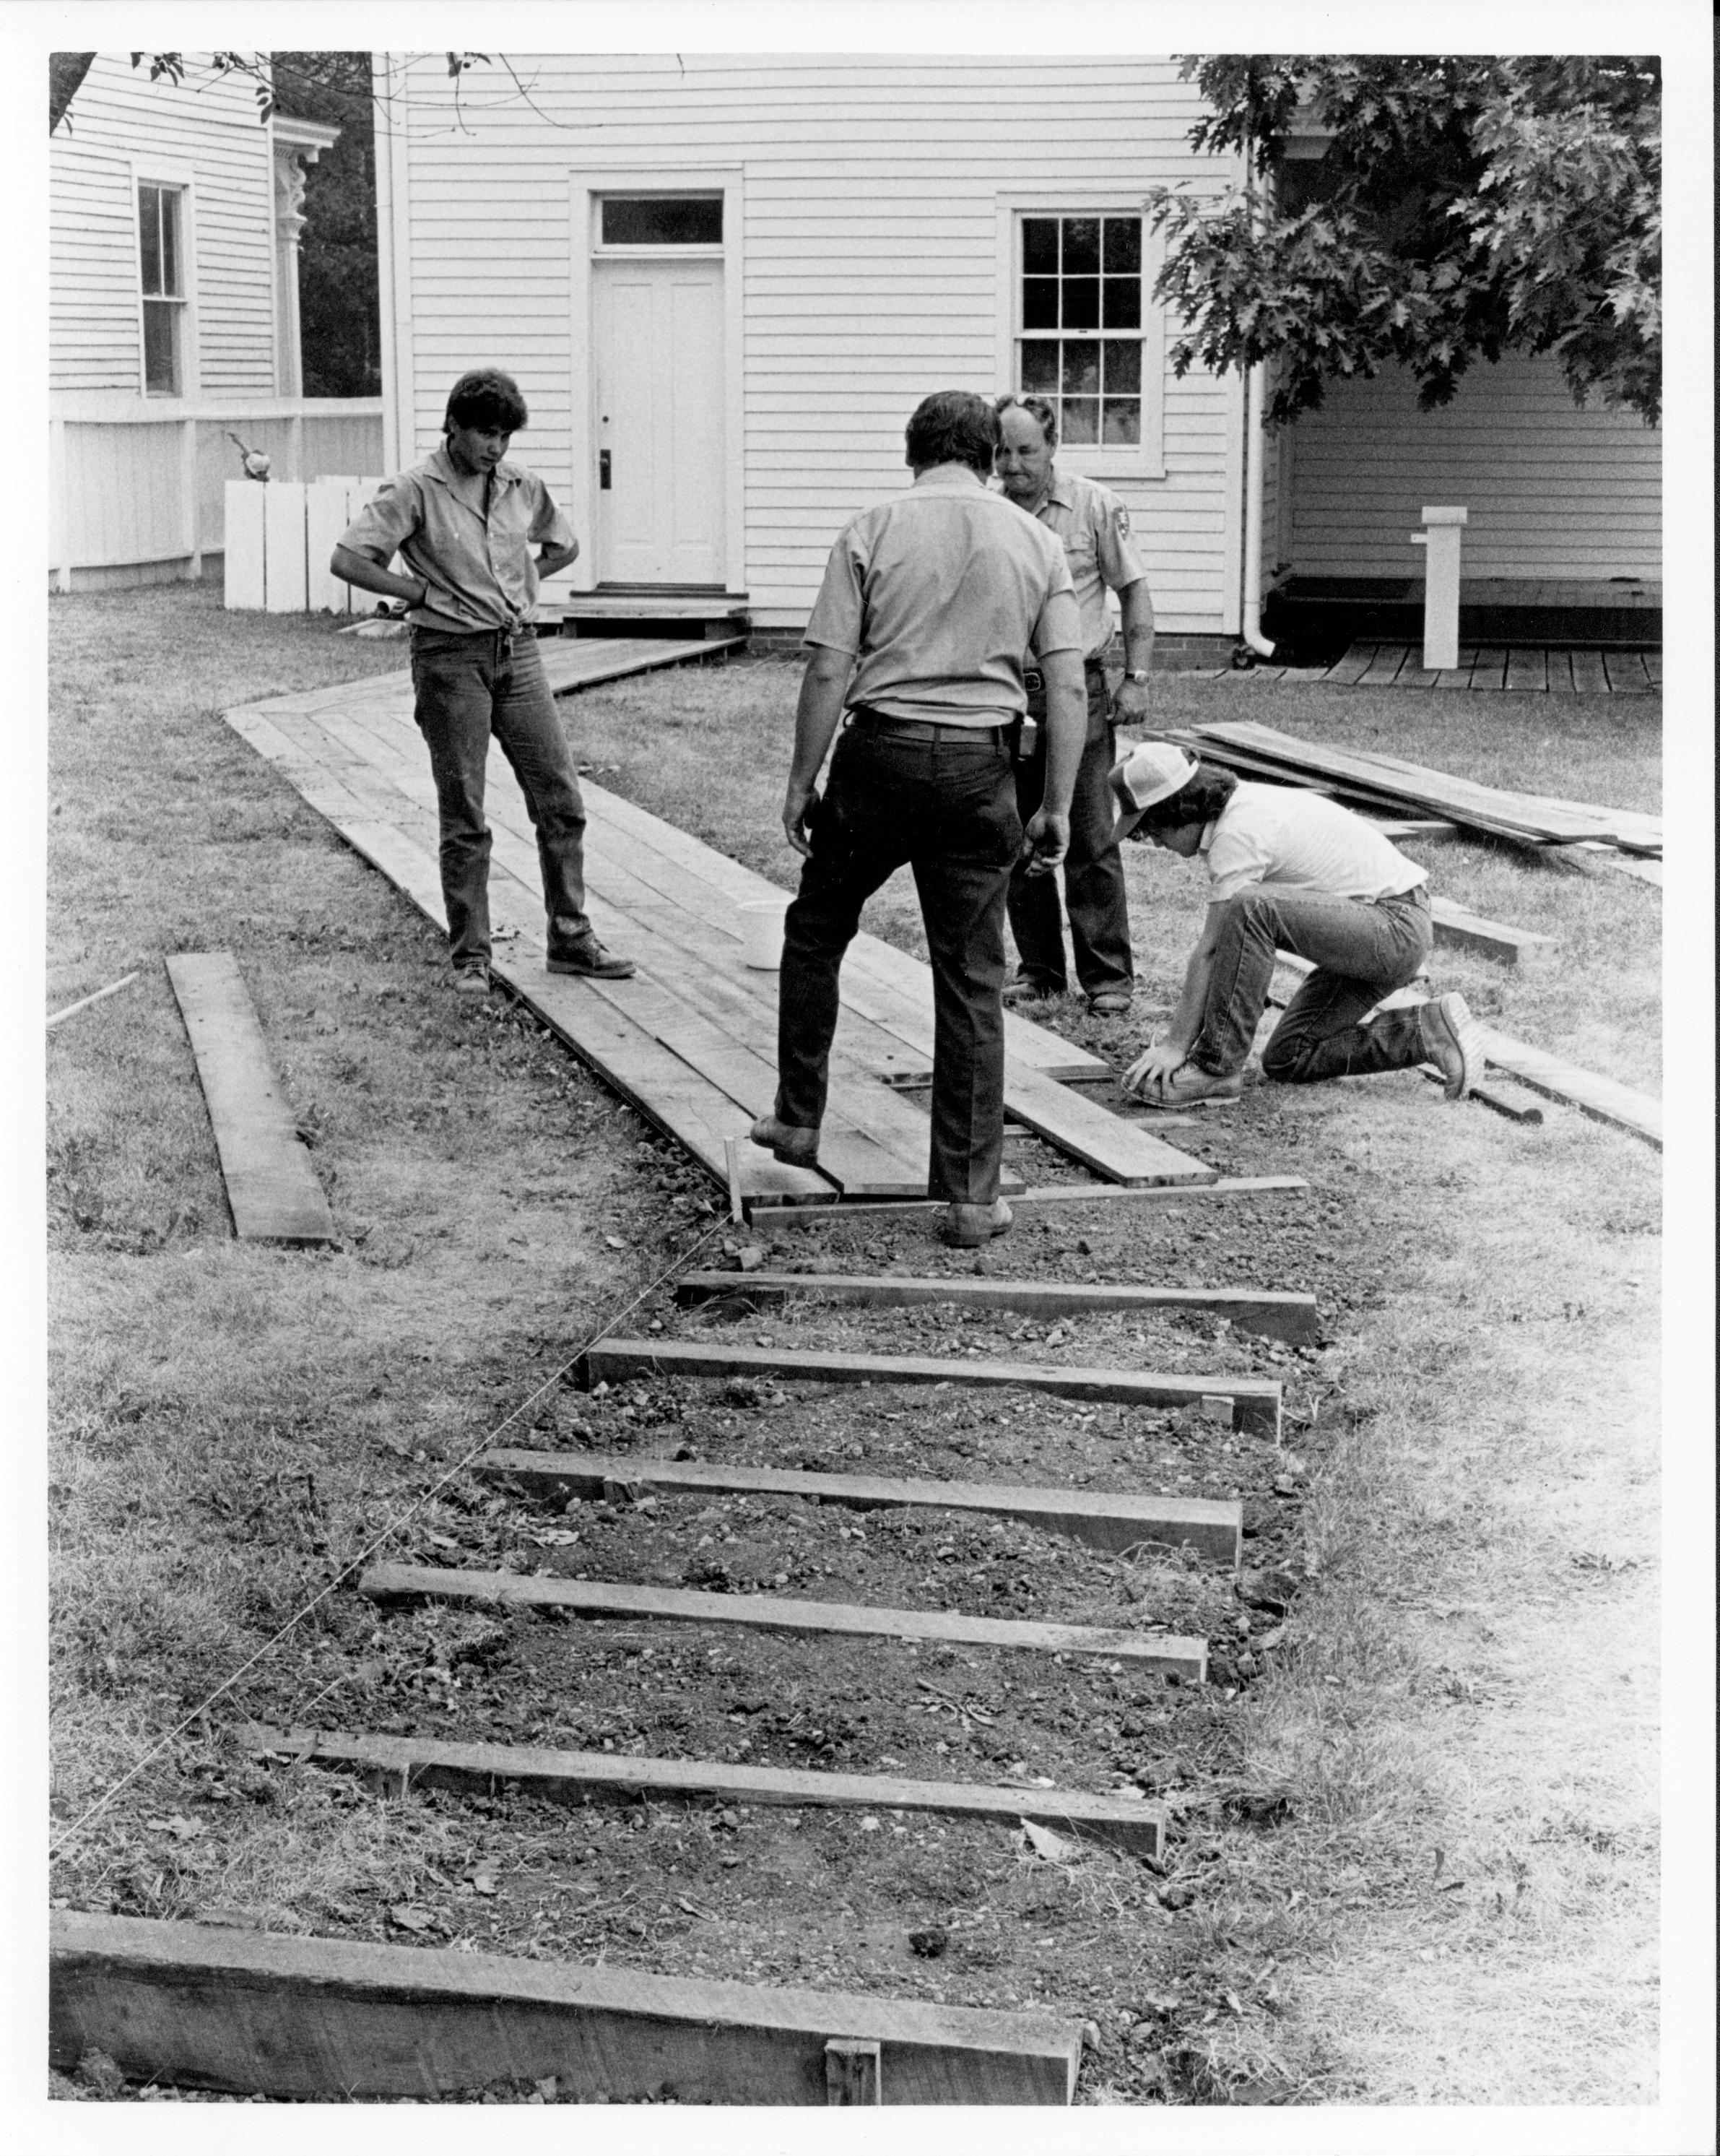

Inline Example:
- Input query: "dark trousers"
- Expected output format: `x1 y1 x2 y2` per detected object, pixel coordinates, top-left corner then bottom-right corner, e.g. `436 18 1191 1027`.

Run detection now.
776 722 1022 1205
1007 670 1132 996
409 626 591 969
1192 885 1435 1082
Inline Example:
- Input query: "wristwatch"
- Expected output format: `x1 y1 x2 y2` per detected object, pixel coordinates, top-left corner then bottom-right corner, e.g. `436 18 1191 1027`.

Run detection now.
1125 668 1150 685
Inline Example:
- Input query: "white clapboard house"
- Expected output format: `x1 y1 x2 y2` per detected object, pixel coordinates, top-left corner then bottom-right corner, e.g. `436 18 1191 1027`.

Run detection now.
49 53 384 591
362 52 1657 654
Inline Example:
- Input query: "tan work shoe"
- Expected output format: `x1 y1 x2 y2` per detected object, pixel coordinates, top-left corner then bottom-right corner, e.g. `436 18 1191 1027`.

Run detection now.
939 1198 1013 1249
1420 992 1482 1100
452 966 490 997
749 1114 820 1166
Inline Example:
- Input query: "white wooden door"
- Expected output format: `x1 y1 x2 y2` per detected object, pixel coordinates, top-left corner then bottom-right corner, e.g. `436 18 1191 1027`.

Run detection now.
592 257 725 586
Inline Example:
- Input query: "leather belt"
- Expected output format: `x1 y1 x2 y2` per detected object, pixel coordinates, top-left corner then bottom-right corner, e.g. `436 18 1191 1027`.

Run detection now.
846 709 1012 745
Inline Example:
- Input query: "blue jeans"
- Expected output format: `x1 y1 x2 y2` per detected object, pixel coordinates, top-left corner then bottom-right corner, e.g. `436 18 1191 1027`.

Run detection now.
1007 670 1133 996
776 719 1022 1205
1192 884 1435 1082
409 626 591 969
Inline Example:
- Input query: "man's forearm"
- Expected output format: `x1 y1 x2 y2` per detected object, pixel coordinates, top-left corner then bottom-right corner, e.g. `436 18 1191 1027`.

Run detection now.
331 545 425 608
1037 647 1087 819
789 654 851 790
1166 940 1216 1050
1119 579 1155 675
537 540 580 581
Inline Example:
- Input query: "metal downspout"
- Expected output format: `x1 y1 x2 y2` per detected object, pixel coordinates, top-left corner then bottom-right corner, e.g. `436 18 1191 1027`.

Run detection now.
1238 131 1277 663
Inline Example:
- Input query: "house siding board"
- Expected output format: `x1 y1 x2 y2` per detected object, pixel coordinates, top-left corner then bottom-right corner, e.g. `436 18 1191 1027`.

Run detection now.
1286 355 1662 584
389 52 1236 631
51 53 277 397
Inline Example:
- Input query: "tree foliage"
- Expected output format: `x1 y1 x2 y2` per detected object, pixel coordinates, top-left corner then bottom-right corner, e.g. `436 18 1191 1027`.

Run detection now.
272 54 383 399
1149 56 1661 427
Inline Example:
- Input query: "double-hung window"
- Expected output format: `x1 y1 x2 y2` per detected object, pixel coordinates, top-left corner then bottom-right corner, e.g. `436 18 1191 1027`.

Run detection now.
1002 207 1163 475
138 182 186 395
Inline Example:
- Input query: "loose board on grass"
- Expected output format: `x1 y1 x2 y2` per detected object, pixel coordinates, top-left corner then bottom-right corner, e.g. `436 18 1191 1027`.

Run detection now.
360 1562 1209 1676
581 1338 1282 1437
675 1269 1318 1346
1475 1028 1662 1149
165 952 336 1247
50 1911 1081 2105
481 1445 1243 1564
238 1724 1168 1856
748 1174 1308 1228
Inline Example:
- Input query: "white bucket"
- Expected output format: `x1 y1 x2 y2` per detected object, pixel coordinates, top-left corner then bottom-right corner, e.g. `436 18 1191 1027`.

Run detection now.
739 896 790 970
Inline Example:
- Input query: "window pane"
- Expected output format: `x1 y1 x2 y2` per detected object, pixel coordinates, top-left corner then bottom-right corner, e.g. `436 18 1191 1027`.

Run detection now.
600 196 722 245
1102 340 1141 395
160 189 181 295
1061 398 1099 445
1020 341 1059 394
1103 218 1142 275
1102 277 1141 330
1022 278 1059 331
1102 399 1141 446
1061 217 1100 274
142 300 179 394
1022 218 1059 275
1061 344 1099 397
1061 278 1100 331
139 186 162 296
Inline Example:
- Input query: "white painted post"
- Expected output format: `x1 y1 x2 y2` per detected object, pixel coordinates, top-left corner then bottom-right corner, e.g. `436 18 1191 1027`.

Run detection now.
224 481 266 609
50 417 71 594
1412 506 1467 671
305 480 355 612
181 419 202 581
264 482 308 613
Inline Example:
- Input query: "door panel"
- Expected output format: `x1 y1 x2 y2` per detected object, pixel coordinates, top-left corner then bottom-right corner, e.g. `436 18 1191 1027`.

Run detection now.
594 258 724 585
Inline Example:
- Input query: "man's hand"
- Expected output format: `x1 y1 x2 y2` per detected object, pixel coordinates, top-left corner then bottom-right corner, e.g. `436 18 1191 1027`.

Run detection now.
783 782 820 858
1123 1039 1186 1099
1022 807 1068 875
1112 675 1151 727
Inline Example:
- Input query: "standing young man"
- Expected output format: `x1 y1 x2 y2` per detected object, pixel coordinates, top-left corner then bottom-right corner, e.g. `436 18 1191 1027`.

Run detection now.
1110 743 1482 1105
756 391 1086 1247
993 394 1155 1018
331 369 633 993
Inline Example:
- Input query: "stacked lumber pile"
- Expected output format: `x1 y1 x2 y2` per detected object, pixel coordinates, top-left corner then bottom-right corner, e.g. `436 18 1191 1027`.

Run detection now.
1169 719 1662 861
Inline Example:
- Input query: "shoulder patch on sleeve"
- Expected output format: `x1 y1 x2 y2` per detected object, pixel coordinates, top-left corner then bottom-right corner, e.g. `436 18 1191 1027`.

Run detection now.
1113 506 1131 539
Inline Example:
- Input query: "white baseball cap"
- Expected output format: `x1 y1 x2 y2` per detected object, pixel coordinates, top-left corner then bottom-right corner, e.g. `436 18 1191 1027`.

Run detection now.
1108 741 1199 839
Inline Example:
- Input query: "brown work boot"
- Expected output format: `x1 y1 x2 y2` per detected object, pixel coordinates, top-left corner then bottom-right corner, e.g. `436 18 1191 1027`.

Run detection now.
749 1114 820 1166
1420 992 1481 1100
939 1198 1013 1249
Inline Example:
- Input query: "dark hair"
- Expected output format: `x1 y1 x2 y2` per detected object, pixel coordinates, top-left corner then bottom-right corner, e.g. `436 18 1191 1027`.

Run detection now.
994 392 1057 447
905 391 1000 477
444 369 529 435
1134 766 1238 834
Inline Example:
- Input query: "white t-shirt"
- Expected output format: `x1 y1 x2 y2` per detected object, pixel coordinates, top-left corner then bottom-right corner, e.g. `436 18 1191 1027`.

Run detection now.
1201 783 1428 905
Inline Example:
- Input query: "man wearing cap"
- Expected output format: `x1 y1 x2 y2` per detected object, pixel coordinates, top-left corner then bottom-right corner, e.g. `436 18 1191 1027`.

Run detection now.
752 390 1086 1248
331 368 633 995
1108 743 1482 1104
993 394 1155 1018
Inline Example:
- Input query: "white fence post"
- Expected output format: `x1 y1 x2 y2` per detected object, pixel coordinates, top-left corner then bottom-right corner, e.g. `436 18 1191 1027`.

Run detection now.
305 480 357 613
50 417 71 594
224 482 266 608
181 420 201 579
264 482 310 612
1411 506 1467 671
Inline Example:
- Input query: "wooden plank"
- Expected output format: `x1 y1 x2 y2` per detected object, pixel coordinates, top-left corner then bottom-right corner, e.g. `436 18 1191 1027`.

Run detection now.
1430 649 1479 691
50 1911 1080 2106
1430 897 1556 969
1503 647 1547 693
1545 651 1576 693
1603 650 1653 694
674 1269 1317 1346
1468 649 1508 691
360 1562 1210 1676
263 482 308 614
237 1724 1168 1856
1322 644 1376 686
164 953 336 1247
1394 657 1446 690
222 481 264 610
581 1338 1281 1437
1355 644 1410 687
828 2040 882 2104
482 1445 1243 1564
537 637 747 696
303 480 353 615
1474 1028 1662 1149
750 1175 1308 1226
1641 649 1662 689
1567 842 1662 888
989 1062 1218 1187
1363 818 1459 841
1569 649 1612 694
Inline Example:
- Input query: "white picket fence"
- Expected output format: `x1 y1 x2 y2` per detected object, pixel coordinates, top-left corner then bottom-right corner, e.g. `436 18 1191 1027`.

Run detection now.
223 477 396 613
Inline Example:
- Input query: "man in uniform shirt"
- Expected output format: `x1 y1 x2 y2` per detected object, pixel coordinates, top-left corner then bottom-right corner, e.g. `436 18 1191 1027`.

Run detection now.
753 391 1086 1248
994 394 1155 1017
331 368 633 994
1108 743 1482 1106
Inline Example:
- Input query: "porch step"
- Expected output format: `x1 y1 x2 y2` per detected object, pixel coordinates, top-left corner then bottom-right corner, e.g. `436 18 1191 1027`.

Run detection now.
547 588 752 642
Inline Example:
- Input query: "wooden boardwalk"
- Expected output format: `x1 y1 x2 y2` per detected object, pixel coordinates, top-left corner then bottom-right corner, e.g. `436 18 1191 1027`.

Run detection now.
225 645 1215 1205
1191 642 1660 693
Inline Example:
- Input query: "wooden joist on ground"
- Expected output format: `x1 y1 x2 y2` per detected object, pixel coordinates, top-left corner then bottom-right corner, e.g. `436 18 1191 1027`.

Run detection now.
1429 897 1556 969
164 951 336 1247
479 1445 1244 1563
675 1268 1317 1346
749 1174 1308 1228
360 1562 1209 1676
50 1910 1081 2105
238 1723 1168 1856
1474 1027 1662 1149
581 1338 1281 1437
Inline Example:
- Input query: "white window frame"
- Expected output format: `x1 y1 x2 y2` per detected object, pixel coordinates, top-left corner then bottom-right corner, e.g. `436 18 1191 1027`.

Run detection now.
994 196 1165 481
131 160 199 399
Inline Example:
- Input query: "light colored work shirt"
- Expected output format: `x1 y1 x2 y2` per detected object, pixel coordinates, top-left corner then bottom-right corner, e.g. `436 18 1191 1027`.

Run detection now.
339 445 575 635
1025 467 1150 658
804 464 1081 726
1202 782 1428 906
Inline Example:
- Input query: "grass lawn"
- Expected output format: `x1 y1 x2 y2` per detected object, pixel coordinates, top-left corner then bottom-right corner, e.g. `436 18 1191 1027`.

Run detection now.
48 585 1661 2109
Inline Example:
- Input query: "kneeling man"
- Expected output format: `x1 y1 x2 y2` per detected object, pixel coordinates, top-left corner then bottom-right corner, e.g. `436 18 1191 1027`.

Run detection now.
1111 744 1480 1107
